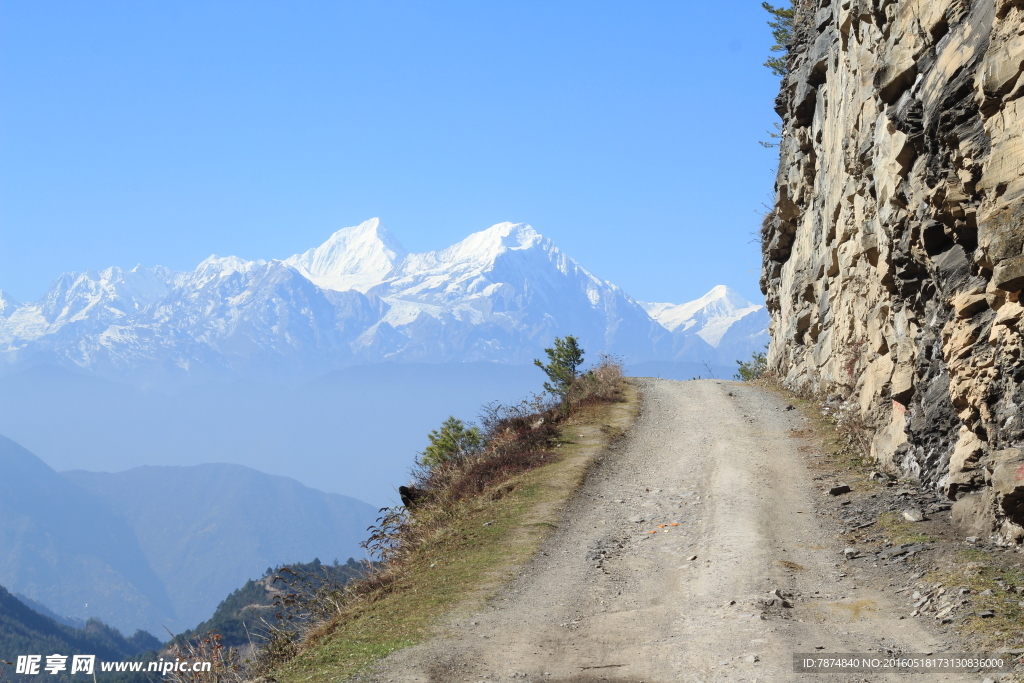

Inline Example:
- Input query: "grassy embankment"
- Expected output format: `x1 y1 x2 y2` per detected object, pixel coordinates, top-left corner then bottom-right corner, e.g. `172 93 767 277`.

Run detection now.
263 371 637 682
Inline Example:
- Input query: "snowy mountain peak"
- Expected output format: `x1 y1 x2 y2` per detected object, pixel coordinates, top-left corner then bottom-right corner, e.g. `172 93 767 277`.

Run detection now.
285 217 407 292
642 286 764 347
195 255 265 281
427 222 545 268
475 222 543 250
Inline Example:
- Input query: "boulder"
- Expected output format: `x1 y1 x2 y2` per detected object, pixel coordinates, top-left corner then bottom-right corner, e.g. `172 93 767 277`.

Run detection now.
952 490 997 537
993 255 1024 293
990 449 1024 525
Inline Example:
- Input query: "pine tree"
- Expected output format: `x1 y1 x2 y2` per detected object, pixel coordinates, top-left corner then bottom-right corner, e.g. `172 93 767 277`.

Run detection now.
763 2 795 77
534 335 585 399
420 416 483 467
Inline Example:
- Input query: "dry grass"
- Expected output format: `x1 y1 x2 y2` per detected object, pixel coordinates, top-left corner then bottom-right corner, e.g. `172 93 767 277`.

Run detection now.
164 632 245 683
915 553 1024 653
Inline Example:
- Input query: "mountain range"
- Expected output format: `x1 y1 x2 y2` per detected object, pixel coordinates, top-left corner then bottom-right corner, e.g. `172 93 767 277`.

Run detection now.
0 219 767 383
0 435 377 635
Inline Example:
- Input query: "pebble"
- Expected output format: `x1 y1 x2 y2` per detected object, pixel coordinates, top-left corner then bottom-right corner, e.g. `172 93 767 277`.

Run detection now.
828 484 852 496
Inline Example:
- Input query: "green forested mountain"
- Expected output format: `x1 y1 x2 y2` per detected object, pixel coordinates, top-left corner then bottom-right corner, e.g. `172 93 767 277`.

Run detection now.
0 583 158 683
173 558 368 649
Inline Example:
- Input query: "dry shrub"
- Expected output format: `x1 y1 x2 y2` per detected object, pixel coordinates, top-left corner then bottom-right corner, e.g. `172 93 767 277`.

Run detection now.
164 632 244 683
447 439 556 501
565 354 624 408
763 375 873 468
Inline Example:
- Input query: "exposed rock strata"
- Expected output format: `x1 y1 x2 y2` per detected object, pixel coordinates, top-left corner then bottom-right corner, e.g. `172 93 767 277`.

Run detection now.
762 0 1024 541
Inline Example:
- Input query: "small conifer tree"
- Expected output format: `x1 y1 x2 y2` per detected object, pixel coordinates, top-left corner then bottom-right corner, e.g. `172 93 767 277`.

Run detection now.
420 416 482 468
534 335 585 400
762 2 795 77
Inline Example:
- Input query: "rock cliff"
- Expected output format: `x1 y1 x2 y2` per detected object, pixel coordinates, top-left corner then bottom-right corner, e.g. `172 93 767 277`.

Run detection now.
762 0 1024 540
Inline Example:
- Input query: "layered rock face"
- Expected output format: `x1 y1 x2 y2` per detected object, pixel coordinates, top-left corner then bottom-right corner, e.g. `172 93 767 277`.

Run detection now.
762 0 1024 540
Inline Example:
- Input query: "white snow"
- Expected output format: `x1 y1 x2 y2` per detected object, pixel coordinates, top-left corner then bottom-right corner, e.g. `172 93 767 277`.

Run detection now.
284 217 407 293
641 285 765 347
0 220 769 378
194 256 265 282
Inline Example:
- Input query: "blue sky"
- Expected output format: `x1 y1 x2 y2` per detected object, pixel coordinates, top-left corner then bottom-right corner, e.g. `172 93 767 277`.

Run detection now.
1 1 781 306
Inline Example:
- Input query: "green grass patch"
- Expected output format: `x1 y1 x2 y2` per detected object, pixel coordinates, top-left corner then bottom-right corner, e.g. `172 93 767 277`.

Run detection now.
875 512 936 545
914 552 1024 650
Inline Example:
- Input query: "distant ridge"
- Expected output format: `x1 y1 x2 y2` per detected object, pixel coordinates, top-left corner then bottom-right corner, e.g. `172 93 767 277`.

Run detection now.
0 434 175 635
65 464 378 631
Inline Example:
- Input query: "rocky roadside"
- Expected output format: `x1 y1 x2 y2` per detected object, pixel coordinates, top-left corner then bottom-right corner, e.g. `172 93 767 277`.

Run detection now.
786 386 1024 680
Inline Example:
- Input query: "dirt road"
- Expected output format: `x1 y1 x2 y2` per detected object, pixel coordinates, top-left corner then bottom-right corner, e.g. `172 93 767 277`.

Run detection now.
365 379 980 682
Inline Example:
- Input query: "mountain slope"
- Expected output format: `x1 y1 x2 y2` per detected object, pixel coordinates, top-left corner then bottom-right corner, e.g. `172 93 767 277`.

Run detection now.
63 464 378 630
0 434 378 634
174 558 368 649
0 436 176 636
642 285 770 364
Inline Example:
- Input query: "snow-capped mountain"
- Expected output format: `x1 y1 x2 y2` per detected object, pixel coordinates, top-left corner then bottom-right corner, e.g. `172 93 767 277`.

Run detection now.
284 218 406 293
643 285 761 344
0 219 766 382
641 285 769 364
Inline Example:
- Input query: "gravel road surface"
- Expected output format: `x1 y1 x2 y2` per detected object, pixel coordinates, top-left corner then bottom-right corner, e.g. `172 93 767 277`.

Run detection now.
364 379 980 682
